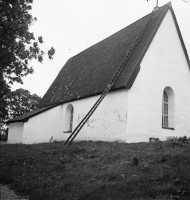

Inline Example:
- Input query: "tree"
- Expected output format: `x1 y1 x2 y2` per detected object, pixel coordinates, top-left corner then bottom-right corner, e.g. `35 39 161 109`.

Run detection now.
0 74 11 120
0 0 55 118
1 88 41 137
4 88 41 120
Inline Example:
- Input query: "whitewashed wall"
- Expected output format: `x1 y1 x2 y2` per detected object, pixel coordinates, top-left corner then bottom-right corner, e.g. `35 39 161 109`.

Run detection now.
8 122 24 143
127 10 190 142
22 106 63 144
61 90 128 142
15 89 128 144
8 10 190 144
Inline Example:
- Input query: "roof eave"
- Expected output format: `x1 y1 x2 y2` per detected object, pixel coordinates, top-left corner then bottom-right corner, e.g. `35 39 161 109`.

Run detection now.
58 86 127 105
8 86 129 124
7 104 59 124
7 87 127 124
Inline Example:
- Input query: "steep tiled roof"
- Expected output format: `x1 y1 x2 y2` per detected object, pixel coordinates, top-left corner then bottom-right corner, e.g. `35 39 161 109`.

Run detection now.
8 2 190 123
39 2 174 108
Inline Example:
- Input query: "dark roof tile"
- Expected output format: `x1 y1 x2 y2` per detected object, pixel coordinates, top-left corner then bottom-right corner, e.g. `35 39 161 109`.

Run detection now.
39 3 173 108
9 2 190 123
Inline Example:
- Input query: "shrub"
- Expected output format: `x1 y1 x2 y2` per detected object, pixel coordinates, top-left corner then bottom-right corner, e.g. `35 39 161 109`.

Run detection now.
166 136 188 147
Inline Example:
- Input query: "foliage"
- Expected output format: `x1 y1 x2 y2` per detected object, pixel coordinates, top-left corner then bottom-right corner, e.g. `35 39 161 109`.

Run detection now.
1 141 190 200
167 136 188 147
0 74 11 119
4 88 41 121
0 88 41 137
0 0 55 118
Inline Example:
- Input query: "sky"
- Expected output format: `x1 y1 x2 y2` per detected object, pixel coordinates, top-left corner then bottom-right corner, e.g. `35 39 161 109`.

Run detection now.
12 0 190 97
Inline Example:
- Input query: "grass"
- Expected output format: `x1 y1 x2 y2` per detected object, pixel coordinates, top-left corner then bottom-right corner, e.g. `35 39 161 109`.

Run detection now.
1 139 190 200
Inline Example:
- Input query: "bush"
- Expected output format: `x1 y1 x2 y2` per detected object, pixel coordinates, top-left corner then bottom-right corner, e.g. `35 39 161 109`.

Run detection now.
166 136 188 147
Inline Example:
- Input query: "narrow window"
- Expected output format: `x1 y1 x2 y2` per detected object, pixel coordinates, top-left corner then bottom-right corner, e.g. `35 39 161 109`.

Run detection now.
64 104 74 133
69 107 74 131
162 91 168 127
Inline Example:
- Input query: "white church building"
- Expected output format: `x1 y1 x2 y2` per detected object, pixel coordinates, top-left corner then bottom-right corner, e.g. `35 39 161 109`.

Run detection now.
8 2 190 144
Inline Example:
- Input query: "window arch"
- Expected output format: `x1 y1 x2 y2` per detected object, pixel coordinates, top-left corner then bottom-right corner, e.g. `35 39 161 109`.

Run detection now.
64 104 74 132
162 87 175 129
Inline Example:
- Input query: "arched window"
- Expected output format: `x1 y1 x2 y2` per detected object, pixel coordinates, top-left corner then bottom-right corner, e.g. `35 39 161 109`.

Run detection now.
64 104 74 132
162 91 168 127
69 107 74 131
162 87 175 129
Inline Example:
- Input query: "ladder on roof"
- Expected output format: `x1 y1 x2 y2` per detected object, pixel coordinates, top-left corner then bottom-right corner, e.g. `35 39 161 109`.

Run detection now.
64 11 154 145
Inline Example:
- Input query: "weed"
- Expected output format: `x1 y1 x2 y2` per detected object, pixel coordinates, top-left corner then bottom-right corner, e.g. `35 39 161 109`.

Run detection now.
166 136 188 147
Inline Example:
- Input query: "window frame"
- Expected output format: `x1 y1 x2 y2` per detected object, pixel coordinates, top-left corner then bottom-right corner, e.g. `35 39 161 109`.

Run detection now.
161 87 175 130
69 107 74 132
64 104 74 133
162 91 169 127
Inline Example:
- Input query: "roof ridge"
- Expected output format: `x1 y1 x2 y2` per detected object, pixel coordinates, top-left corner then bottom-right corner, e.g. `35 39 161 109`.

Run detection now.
69 13 151 61
120 1 173 88
39 1 174 108
107 2 173 89
68 2 172 62
109 10 155 88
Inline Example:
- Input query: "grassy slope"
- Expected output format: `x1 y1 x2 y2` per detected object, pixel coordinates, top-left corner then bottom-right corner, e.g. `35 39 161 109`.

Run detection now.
1 140 190 200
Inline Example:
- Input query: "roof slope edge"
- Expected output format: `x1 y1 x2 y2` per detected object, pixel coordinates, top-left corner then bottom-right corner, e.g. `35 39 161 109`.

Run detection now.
170 7 190 68
115 2 173 89
40 4 173 108
11 2 186 123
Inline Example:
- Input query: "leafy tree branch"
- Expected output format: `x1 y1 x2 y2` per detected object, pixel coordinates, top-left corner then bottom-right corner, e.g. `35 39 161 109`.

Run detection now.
0 0 55 119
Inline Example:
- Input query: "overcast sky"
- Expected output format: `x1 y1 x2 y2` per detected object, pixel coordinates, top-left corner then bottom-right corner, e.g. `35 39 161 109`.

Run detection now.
12 0 190 97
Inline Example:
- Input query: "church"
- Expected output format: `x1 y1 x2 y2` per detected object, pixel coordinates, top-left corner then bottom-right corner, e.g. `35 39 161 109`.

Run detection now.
8 2 190 144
